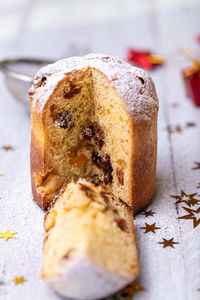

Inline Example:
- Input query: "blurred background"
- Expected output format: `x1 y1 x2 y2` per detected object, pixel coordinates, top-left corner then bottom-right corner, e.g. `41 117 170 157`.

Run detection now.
0 0 200 108
1 0 199 57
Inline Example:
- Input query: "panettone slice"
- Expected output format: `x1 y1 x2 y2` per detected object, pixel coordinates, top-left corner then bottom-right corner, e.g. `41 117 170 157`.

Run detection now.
42 179 139 299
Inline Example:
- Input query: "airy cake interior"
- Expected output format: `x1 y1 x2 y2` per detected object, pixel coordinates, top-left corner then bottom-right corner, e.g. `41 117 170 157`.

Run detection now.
42 180 137 278
37 67 133 208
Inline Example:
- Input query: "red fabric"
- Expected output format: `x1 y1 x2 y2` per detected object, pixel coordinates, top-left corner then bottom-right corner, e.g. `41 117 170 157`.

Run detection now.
126 49 154 70
183 69 200 107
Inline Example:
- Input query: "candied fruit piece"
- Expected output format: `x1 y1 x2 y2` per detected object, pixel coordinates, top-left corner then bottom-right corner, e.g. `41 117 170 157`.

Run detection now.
82 126 94 140
100 191 110 204
102 155 113 185
44 210 57 232
79 183 94 198
70 154 88 168
92 153 113 185
82 125 104 148
91 174 103 186
92 152 103 169
63 85 81 99
57 111 74 129
116 167 124 185
93 126 104 148
114 218 128 232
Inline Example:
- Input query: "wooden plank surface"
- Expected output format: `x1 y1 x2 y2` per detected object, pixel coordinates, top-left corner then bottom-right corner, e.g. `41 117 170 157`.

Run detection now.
0 1 200 300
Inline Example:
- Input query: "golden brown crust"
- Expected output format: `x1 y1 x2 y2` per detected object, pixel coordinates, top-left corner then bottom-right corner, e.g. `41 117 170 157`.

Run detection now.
30 89 45 208
30 131 45 207
30 80 66 209
109 83 157 214
131 116 157 213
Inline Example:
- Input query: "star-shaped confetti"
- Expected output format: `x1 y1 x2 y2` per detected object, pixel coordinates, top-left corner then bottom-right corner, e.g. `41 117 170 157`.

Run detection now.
166 123 198 134
0 230 17 242
109 282 146 300
140 222 160 234
142 210 155 217
167 124 182 134
2 145 14 151
171 190 200 207
192 162 200 170
158 238 179 248
178 206 200 228
13 277 25 284
131 284 146 292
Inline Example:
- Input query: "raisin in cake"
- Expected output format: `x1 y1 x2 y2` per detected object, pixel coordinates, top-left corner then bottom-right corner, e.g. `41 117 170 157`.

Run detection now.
30 54 159 213
42 179 139 299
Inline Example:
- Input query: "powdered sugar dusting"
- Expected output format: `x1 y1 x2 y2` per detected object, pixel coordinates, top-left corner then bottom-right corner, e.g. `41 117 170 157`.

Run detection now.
30 54 158 122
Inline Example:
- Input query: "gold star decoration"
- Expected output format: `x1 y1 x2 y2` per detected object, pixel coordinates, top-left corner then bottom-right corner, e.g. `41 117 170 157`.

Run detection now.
13 277 25 284
140 222 160 234
0 173 3 176
142 210 155 217
2 145 14 151
158 238 179 248
192 162 200 170
167 125 182 134
178 206 200 228
0 230 17 242
109 282 146 300
171 190 200 207
166 123 197 134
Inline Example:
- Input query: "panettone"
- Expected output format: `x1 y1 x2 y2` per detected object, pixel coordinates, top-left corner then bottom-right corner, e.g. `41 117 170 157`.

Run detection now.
42 179 139 299
30 54 158 213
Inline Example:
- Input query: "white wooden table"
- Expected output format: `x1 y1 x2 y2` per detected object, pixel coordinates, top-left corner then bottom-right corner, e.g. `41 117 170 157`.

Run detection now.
0 1 200 299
